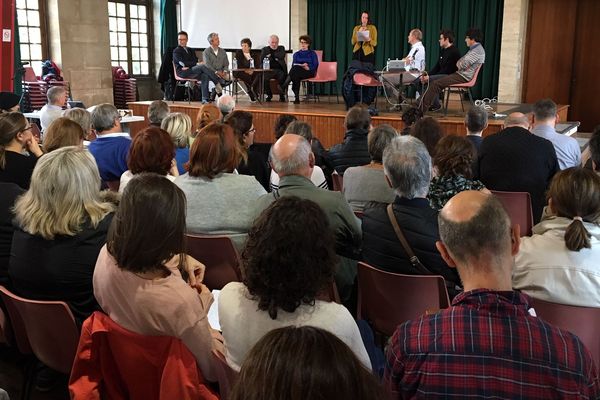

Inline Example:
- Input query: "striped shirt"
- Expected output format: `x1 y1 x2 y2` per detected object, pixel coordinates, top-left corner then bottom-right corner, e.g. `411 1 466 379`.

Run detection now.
384 289 600 399
456 43 485 81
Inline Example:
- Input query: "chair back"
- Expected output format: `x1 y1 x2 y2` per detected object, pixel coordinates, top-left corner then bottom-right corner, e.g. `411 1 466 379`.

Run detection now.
309 61 337 82
212 349 239 399
331 172 343 191
314 50 323 63
450 64 482 88
172 62 197 82
357 262 450 337
185 234 243 290
491 190 534 236
353 72 381 87
23 66 38 82
0 286 78 374
0 286 32 354
530 298 600 367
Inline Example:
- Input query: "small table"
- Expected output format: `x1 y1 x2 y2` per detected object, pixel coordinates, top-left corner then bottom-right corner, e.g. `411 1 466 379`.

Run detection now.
376 70 423 110
232 68 276 103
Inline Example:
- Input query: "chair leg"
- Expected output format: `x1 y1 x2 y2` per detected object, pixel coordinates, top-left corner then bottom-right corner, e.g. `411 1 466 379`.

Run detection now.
467 89 474 105
443 89 450 116
335 82 339 104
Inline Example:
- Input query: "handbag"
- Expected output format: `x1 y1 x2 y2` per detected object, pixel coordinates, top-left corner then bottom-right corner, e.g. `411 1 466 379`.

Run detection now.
386 204 431 275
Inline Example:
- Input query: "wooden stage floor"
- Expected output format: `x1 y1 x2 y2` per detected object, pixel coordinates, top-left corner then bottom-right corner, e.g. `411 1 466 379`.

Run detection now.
129 96 568 149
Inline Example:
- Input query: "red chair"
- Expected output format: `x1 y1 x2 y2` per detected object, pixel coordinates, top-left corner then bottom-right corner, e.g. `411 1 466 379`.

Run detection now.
105 180 120 192
491 190 534 236
212 349 239 399
530 298 600 367
357 262 450 337
314 50 323 63
331 172 343 192
172 62 199 104
304 61 339 104
353 72 382 106
443 64 482 116
185 234 243 290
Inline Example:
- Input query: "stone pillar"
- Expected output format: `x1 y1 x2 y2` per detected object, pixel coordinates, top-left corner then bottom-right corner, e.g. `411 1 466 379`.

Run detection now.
497 0 529 103
290 0 307 51
47 0 113 106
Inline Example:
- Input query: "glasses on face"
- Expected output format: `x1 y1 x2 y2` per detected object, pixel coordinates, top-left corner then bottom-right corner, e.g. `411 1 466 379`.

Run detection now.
21 125 32 133
247 127 256 134
300 41 308 44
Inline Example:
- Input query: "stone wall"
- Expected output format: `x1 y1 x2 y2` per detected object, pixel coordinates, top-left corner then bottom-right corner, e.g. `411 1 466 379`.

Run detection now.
497 0 529 103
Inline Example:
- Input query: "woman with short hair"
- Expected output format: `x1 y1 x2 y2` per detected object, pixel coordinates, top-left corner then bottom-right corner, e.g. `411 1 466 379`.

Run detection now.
43 117 86 152
161 112 192 174
233 38 261 102
0 112 43 189
218 196 370 371
63 108 93 140
282 35 319 104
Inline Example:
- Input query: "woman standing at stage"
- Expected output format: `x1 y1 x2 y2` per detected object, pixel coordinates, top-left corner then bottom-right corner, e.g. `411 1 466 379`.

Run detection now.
351 11 377 65
282 35 319 104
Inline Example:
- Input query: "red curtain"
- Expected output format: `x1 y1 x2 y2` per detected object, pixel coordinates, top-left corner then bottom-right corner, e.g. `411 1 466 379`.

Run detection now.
0 0 15 91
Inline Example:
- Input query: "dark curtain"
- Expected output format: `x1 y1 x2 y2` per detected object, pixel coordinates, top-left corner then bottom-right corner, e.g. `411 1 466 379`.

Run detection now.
160 0 178 58
14 11 22 96
307 0 504 99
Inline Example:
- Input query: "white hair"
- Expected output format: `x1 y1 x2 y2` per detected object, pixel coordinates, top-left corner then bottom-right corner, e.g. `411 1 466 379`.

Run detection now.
217 95 236 115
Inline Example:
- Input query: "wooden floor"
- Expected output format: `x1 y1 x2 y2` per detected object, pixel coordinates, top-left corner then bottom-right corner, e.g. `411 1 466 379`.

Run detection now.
129 96 569 149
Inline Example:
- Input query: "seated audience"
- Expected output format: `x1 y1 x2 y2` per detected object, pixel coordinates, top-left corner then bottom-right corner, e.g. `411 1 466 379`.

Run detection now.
42 117 86 152
161 112 191 174
260 34 288 102
219 196 370 371
230 326 384 400
428 135 487 211
9 146 116 326
464 106 487 153
0 111 43 189
274 113 297 140
513 167 600 307
531 98 581 169
63 107 93 141
400 107 422 136
39 86 67 131
233 38 261 102
0 183 23 285
216 94 235 118
343 124 397 211
281 35 319 104
175 122 266 250
193 103 222 143
477 112 559 223
385 191 600 398
0 92 21 113
590 126 600 174
270 121 328 191
88 104 131 182
93 173 222 382
257 134 361 302
119 126 178 192
225 110 270 191
328 105 372 175
361 135 461 297
410 116 442 157
147 99 169 127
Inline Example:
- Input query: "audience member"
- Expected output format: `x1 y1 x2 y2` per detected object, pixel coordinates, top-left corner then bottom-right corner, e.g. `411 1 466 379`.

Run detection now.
270 121 328 191
9 146 116 326
532 98 581 169
328 105 371 175
63 107 93 140
477 112 559 223
175 123 266 250
203 32 231 102
428 135 487 210
230 326 384 400
0 112 43 189
233 38 260 102
161 112 191 174
225 110 270 191
216 94 235 118
343 124 397 211
410 116 442 157
147 99 169 127
590 126 600 173
42 117 85 152
0 92 21 113
384 190 600 398
88 104 131 182
119 126 178 192
0 182 23 285
361 136 461 297
260 34 288 102
219 196 370 371
39 86 67 131
281 35 319 104
513 167 600 307
273 113 297 140
400 106 423 136
195 103 222 136
464 106 488 153
93 173 222 382
351 11 378 65
257 134 361 301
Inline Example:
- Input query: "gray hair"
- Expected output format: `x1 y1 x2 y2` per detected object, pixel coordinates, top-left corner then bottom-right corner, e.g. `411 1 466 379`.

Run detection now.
270 136 312 176
270 34 280 41
63 108 92 133
533 98 557 121
368 124 397 162
345 105 371 130
217 94 235 115
285 121 313 141
464 107 488 133
147 100 170 125
47 86 67 104
91 103 119 133
383 135 431 199
207 32 219 44
161 112 191 148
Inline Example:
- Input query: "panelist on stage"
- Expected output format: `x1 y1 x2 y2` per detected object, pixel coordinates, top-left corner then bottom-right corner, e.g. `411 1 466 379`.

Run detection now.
260 35 288 102
203 32 233 102
281 35 319 104
404 28 425 71
351 11 377 65
234 38 261 102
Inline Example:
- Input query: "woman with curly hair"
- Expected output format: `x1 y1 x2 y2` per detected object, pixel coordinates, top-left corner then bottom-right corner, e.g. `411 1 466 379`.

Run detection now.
427 135 488 210
218 196 370 371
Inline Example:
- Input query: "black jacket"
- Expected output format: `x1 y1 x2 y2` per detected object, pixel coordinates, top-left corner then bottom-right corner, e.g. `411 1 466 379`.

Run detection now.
173 46 198 73
260 45 288 74
0 183 23 285
328 128 371 175
361 197 461 297
429 45 461 76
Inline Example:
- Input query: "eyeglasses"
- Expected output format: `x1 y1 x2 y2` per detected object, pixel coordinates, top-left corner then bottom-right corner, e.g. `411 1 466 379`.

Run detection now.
21 125 33 132
247 127 256 134
300 41 308 44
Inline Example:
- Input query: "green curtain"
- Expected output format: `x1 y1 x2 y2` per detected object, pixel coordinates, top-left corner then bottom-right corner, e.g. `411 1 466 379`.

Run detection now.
307 0 504 99
160 0 178 58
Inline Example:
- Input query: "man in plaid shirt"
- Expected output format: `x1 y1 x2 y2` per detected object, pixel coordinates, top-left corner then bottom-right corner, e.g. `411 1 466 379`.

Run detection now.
384 191 600 399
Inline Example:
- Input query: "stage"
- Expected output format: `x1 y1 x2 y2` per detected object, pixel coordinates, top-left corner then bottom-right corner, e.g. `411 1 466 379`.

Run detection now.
128 97 569 149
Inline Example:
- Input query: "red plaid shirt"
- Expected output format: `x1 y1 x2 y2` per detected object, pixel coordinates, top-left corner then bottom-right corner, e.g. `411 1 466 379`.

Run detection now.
384 289 600 399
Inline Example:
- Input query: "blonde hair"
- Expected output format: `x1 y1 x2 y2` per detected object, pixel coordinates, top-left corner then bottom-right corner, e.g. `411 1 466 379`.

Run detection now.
13 146 115 239
43 117 85 152
161 112 191 148
63 108 92 136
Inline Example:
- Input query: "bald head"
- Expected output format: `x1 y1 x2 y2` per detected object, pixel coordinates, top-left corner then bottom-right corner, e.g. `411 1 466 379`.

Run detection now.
503 112 530 130
270 134 314 178
441 191 490 223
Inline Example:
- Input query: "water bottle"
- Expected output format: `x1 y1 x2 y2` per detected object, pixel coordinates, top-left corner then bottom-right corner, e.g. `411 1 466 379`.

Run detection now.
232 57 237 70
263 57 269 70
249 58 254 69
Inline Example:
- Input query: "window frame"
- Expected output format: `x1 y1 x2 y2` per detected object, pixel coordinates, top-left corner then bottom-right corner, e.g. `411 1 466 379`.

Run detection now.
16 0 50 76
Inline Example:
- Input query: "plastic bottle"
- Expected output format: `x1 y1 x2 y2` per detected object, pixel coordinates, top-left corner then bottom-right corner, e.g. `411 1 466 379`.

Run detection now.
263 57 269 70
249 58 254 69
232 57 237 70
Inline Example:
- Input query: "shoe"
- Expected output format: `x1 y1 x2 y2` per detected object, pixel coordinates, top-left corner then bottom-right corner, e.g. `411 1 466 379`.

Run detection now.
265 95 272 102
249 89 257 102
293 98 300 105
215 83 223 95
279 95 286 102
429 104 442 112
209 89 217 102
201 99 209 104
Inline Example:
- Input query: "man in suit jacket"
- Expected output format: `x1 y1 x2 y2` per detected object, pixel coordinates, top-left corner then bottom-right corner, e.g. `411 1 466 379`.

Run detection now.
260 35 288 102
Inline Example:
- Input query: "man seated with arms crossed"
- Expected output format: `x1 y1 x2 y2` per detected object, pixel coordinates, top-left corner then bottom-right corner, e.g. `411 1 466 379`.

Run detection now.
172 31 223 104
203 32 232 102
419 27 485 112
384 190 600 399
260 34 288 102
